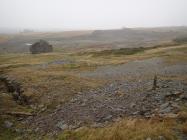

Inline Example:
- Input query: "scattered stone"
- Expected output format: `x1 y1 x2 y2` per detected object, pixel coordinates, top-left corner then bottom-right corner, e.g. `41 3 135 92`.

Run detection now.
160 102 169 110
171 102 180 109
165 91 182 99
30 105 37 110
132 111 139 115
130 103 136 108
104 115 113 121
80 102 86 106
180 94 187 100
27 78 187 133
4 121 13 128
173 91 182 96
152 75 158 90
165 92 173 97
159 113 178 118
17 117 24 121
175 98 181 102
158 136 166 140
68 125 78 130
38 104 44 108
160 106 172 114
146 137 152 140
56 121 68 130
34 127 39 133
91 123 103 128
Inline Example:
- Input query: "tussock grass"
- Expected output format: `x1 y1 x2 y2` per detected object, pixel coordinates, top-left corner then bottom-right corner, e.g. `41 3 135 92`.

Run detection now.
58 118 177 140
76 42 179 57
0 41 187 139
173 37 187 44
0 118 18 140
162 45 187 64
88 47 146 57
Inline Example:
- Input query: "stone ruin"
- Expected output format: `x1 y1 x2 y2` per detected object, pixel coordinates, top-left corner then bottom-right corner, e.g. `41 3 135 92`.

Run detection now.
30 40 53 54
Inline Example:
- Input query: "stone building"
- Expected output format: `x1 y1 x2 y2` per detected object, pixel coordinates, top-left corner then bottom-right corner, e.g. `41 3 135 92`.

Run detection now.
30 40 53 54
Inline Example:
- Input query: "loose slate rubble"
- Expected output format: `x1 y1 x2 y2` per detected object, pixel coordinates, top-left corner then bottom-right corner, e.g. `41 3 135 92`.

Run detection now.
28 79 187 133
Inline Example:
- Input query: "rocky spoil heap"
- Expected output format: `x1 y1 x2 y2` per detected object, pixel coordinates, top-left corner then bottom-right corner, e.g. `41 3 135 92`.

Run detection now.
27 79 187 133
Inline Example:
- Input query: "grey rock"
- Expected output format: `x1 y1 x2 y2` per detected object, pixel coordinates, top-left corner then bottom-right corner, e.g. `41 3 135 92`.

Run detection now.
91 123 103 128
34 127 39 133
171 102 180 109
175 98 181 102
104 115 113 120
130 103 136 108
180 94 187 100
132 111 139 115
4 121 13 128
80 102 86 106
158 136 166 140
173 91 182 96
160 106 172 114
146 137 152 140
30 105 37 110
56 121 68 130
38 104 44 108
160 102 169 110
68 125 78 130
165 92 173 97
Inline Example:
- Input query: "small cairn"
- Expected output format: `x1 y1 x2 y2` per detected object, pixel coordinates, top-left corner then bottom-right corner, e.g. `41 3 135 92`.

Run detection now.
152 75 158 90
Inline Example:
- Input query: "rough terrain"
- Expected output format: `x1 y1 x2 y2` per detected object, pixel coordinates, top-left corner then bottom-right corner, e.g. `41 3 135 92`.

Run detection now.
27 57 187 135
0 28 187 140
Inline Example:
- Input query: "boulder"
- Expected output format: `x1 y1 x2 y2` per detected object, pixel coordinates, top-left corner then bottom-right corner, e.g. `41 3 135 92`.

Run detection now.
56 121 68 130
30 40 53 54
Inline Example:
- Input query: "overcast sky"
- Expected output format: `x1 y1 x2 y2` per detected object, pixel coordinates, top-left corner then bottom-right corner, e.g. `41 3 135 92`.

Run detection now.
0 0 187 30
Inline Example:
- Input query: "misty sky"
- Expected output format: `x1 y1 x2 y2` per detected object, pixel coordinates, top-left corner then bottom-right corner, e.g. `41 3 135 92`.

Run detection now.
0 0 187 30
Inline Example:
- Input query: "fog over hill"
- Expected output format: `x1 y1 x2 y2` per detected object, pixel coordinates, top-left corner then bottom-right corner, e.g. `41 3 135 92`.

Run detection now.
0 26 187 53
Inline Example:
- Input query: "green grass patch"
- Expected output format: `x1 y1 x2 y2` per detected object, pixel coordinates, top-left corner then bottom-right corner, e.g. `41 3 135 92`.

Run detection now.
173 37 187 44
92 47 146 56
76 42 180 58
80 47 146 57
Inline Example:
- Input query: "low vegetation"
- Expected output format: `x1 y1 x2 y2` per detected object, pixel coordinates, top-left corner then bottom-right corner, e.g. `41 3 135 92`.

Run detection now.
77 42 180 58
173 37 187 44
58 118 178 140
0 41 187 140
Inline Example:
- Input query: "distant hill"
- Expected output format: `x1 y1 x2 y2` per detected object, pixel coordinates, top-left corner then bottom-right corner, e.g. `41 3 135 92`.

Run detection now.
0 26 187 53
86 27 187 42
0 27 20 34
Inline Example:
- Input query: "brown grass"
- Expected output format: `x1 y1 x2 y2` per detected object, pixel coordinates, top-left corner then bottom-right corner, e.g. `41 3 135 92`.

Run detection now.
0 42 187 139
58 118 177 140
